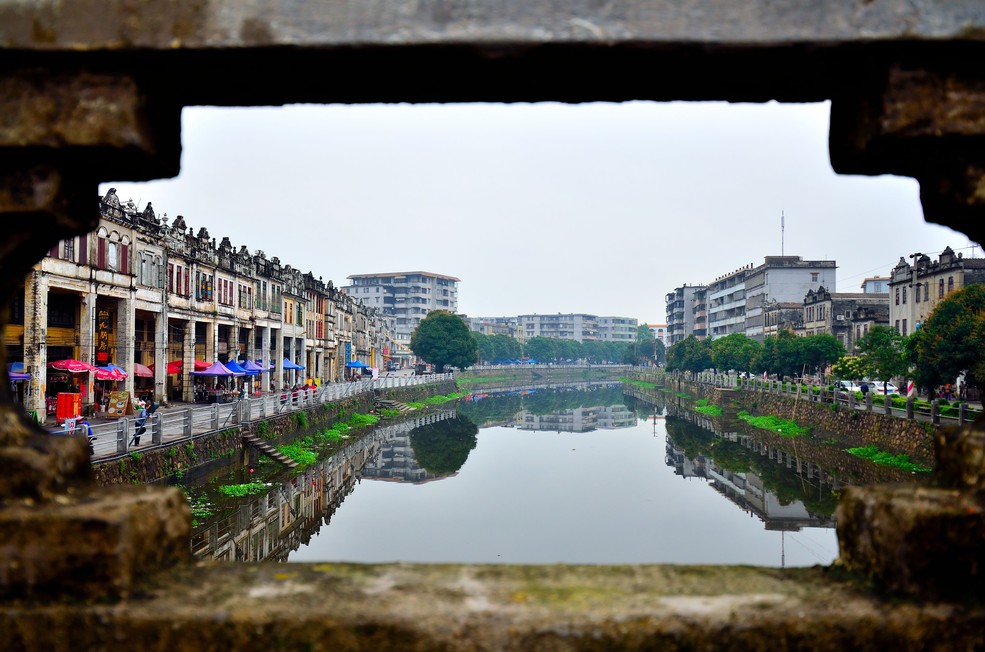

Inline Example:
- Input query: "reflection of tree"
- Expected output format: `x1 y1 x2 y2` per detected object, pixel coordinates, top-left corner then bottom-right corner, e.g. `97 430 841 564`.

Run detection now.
665 417 838 516
409 415 479 474
621 393 667 419
456 385 632 424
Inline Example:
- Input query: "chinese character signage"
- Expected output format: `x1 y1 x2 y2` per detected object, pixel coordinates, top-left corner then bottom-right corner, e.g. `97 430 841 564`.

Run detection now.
96 309 111 363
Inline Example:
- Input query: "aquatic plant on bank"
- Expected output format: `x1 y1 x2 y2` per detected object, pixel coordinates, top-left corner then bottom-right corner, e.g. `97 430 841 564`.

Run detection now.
845 446 932 473
694 398 723 417
218 481 269 497
736 410 810 437
620 377 657 390
424 390 469 405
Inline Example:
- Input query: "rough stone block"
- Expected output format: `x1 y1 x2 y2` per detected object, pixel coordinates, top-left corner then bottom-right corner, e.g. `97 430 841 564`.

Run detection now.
0 485 191 600
836 484 985 600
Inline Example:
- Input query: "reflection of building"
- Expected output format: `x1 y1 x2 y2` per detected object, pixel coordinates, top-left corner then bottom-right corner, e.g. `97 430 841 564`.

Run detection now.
190 411 457 561
361 430 455 483
518 407 599 432
664 427 836 532
596 406 636 429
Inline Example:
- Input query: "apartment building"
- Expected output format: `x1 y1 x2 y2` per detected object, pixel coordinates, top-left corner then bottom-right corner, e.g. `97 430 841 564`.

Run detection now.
742 256 836 341
344 271 460 344
888 246 985 337
518 313 601 343
665 285 705 345
597 316 639 343
801 286 889 352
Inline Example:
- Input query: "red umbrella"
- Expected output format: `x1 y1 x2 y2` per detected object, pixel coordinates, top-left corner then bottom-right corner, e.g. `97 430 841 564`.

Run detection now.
193 359 210 371
133 363 154 378
94 365 127 381
48 359 97 373
149 360 184 375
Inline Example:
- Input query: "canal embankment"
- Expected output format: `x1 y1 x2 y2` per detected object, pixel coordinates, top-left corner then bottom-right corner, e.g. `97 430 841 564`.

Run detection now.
93 379 458 486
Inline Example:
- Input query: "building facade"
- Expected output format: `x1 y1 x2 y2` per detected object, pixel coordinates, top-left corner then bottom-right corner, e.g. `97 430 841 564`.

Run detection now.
597 316 639 343
518 313 601 343
743 256 837 341
887 246 985 337
343 271 460 345
801 286 889 352
665 285 705 345
7 190 394 422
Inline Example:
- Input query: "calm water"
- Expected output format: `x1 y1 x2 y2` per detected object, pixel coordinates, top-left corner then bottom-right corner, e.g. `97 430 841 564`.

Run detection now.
285 386 839 567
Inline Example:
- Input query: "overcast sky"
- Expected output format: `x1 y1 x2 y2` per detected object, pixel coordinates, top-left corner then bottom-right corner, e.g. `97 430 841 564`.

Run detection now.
100 100 974 324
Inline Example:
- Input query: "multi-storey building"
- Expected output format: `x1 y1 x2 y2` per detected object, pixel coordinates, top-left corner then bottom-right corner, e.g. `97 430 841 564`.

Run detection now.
707 263 754 340
646 323 669 349
463 316 517 337
343 271 460 345
860 277 891 294
761 301 805 340
597 316 638 343
743 256 837 341
6 189 394 422
801 286 889 352
518 313 601 343
888 246 985 337
665 285 705 345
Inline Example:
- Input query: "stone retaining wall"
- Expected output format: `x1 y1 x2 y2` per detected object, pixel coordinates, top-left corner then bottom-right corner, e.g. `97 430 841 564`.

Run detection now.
92 381 457 486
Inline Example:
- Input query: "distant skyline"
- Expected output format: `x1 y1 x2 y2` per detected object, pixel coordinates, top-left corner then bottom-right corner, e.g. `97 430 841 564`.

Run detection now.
101 101 974 324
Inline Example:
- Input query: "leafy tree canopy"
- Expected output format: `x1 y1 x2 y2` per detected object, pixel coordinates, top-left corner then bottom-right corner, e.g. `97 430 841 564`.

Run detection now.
409 415 479 474
710 333 762 373
410 311 478 372
666 335 712 373
854 325 908 388
912 284 985 391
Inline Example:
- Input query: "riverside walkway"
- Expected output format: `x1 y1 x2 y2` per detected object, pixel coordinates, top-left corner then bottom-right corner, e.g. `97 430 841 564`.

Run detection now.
51 373 455 463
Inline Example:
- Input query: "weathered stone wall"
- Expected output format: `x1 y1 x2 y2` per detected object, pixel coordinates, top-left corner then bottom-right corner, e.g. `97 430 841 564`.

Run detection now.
672 381 937 468
91 382 457 486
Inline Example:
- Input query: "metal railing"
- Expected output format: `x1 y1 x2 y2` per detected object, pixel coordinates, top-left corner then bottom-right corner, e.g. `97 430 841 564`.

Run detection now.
83 373 456 461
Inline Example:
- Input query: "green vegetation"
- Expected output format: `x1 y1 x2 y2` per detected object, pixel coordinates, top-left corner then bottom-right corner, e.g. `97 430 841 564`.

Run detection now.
379 408 401 418
291 411 309 429
409 415 479 474
424 390 468 405
129 451 143 462
845 446 932 473
411 310 479 371
218 482 269 497
406 401 425 409
736 410 809 437
694 398 723 416
257 420 271 437
620 377 656 389
277 442 318 466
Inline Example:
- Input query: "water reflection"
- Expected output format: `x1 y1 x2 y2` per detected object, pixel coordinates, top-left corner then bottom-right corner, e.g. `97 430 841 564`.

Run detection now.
189 385 848 566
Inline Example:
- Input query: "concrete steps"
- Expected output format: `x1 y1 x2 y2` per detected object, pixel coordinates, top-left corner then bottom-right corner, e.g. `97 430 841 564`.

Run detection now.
242 434 299 469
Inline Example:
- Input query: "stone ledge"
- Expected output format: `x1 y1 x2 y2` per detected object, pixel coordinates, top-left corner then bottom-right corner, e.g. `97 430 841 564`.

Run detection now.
1 562 983 650
0 485 190 601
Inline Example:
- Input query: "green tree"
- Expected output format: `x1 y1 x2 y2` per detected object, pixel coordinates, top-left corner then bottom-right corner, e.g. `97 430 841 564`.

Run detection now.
633 324 658 365
410 311 478 372
556 338 582 363
666 335 712 373
800 334 845 377
912 284 985 393
471 332 496 364
758 330 802 378
710 333 762 373
830 355 867 383
491 334 522 362
523 336 558 362
855 325 909 391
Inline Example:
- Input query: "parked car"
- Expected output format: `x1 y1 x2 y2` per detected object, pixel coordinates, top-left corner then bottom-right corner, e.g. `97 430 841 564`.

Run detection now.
871 381 900 395
837 380 861 393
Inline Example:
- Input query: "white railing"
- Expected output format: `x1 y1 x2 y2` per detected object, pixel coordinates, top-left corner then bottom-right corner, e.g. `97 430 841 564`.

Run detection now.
86 373 456 460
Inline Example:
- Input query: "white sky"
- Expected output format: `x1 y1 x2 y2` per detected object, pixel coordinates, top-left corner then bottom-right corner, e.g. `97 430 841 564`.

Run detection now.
100 100 974 324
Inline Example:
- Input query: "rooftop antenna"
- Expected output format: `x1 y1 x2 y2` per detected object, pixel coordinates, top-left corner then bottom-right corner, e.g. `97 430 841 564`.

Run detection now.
781 210 785 256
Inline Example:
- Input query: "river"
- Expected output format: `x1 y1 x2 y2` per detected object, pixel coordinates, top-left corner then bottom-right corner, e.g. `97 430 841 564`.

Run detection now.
188 383 854 566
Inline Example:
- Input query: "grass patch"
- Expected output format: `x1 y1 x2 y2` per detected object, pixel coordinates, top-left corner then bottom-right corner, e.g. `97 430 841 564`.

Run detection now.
736 410 810 437
423 391 469 405
218 482 269 497
694 399 723 417
845 446 932 472
277 442 318 466
379 408 401 418
406 401 425 409
620 377 657 389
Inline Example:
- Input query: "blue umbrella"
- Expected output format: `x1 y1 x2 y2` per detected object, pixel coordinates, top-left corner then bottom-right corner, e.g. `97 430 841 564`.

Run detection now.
283 358 305 370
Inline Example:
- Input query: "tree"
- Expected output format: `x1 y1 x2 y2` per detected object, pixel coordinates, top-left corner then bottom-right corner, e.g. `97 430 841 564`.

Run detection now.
633 324 658 365
854 325 909 391
710 333 762 373
523 336 558 363
800 334 845 377
666 335 712 373
410 311 478 372
830 355 867 383
911 284 985 393
471 332 496 364
409 415 479 474
491 334 522 362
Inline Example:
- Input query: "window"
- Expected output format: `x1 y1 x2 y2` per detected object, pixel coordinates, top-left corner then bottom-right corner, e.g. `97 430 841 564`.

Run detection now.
895 288 900 305
948 276 954 293
811 272 819 282
924 282 929 301
902 319 908 336
895 319 900 334
62 239 74 261
915 285 920 303
902 287 907 304
939 279 945 298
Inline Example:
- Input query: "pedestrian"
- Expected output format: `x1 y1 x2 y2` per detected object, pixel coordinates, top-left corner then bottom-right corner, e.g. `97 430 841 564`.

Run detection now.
131 400 148 446
860 381 869 397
